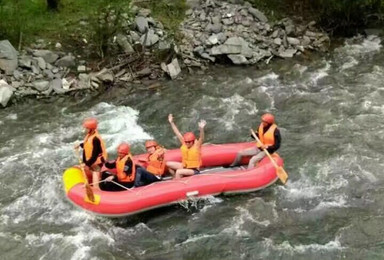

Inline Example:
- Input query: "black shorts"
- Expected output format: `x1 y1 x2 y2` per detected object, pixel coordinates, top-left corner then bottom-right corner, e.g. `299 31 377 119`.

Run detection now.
189 168 200 175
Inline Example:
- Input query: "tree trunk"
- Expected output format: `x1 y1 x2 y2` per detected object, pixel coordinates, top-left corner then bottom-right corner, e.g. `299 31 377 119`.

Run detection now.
47 0 59 11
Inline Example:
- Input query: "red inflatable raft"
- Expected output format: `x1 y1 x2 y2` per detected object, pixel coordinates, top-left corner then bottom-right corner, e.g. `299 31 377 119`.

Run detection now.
63 142 283 217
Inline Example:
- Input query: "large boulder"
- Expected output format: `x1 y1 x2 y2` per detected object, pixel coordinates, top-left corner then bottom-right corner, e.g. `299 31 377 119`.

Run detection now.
0 40 18 75
32 50 59 64
0 80 14 107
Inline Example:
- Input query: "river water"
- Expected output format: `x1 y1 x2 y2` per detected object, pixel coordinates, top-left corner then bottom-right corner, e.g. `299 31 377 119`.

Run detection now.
1 35 384 259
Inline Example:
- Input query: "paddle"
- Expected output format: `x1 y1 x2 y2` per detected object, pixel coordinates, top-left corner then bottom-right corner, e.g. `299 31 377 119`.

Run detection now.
74 148 95 202
250 129 288 184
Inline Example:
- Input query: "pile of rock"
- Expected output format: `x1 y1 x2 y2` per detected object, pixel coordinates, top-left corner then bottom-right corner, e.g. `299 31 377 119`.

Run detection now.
0 39 113 107
179 0 330 66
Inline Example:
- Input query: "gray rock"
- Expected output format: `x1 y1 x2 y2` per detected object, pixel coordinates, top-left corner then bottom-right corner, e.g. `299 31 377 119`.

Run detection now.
206 23 223 33
77 65 86 72
116 34 134 54
35 57 46 70
32 80 50 92
51 78 66 94
138 8 151 17
222 18 234 25
19 56 32 69
166 58 181 79
210 44 242 55
0 40 18 75
31 64 41 75
55 55 75 68
32 50 59 64
278 48 297 58
136 67 151 77
96 71 114 83
287 37 300 45
158 40 171 50
217 32 227 43
140 29 160 47
200 53 216 62
11 81 23 89
185 9 193 16
274 38 282 45
228 54 248 65
135 16 149 34
0 80 14 107
13 70 23 80
248 7 268 23
302 36 311 46
44 69 55 79
211 15 221 25
130 31 141 43
285 24 295 36
207 34 219 45
193 46 205 55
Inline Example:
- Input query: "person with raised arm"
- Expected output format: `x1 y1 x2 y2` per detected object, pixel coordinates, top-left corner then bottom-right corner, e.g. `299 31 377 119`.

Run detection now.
166 114 206 179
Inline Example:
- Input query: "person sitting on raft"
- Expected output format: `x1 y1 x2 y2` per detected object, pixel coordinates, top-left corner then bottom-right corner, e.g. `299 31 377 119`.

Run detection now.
100 142 162 191
100 142 140 191
166 114 206 179
230 113 281 169
138 140 168 181
74 117 108 190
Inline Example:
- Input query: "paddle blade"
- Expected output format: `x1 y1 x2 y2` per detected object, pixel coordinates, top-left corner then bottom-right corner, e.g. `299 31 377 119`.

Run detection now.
277 167 288 184
85 184 95 202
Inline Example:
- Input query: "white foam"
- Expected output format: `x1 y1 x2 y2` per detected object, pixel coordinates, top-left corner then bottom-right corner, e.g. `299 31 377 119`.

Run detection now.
176 234 217 247
311 61 330 84
84 103 152 151
5 113 17 120
261 237 344 254
340 56 359 71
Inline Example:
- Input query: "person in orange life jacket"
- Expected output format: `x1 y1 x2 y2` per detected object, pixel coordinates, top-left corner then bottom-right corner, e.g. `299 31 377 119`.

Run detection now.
166 114 206 179
74 117 108 190
100 142 140 191
142 140 167 183
229 113 281 169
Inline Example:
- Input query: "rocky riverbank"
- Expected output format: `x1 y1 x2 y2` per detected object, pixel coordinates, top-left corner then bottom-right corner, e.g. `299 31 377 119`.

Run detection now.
0 0 330 108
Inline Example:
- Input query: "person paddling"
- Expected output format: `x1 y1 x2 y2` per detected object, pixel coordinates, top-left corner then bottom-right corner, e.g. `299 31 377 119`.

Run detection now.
100 143 140 191
166 114 206 179
230 113 281 169
74 117 108 190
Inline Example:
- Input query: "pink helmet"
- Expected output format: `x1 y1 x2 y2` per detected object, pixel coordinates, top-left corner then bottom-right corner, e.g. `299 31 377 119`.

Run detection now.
183 132 196 142
82 118 98 129
145 140 158 148
117 143 130 155
261 113 275 124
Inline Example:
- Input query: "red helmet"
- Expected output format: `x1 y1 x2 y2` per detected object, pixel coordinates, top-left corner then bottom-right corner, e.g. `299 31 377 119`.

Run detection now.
117 143 130 155
261 113 275 124
183 132 196 142
145 140 158 148
82 118 98 130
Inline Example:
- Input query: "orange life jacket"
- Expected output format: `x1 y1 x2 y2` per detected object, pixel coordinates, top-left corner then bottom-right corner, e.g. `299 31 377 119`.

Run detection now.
83 130 108 166
256 123 277 149
146 147 166 176
181 143 201 169
116 154 136 182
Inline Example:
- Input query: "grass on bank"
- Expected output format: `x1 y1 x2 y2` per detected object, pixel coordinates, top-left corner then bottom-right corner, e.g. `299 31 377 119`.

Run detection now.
0 0 132 51
0 0 187 52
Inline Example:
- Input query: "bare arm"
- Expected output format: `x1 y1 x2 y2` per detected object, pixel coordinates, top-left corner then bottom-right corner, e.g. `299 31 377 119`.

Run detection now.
197 120 206 147
168 114 184 144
